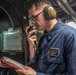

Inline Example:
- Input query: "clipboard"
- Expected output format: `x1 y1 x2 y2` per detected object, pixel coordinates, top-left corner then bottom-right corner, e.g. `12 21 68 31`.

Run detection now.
0 56 24 69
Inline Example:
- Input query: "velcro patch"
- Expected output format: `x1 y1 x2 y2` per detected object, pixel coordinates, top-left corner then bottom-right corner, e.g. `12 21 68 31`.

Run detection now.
48 48 60 57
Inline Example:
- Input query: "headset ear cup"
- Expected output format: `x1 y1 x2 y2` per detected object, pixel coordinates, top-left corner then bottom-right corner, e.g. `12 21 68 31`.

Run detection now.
43 6 57 20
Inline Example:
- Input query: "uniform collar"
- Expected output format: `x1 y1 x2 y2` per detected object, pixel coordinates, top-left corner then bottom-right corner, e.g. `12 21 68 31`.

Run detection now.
44 19 64 40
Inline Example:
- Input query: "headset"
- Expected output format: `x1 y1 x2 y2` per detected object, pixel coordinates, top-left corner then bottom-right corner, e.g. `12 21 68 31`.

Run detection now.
43 6 57 20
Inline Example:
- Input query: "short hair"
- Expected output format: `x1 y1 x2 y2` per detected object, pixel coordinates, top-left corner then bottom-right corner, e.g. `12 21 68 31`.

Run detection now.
25 0 52 11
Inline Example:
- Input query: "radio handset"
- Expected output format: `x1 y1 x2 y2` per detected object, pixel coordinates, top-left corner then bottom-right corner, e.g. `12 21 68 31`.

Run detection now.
28 25 37 36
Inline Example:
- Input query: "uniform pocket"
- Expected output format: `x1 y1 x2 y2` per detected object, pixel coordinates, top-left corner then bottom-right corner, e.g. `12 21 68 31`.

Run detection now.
43 55 64 65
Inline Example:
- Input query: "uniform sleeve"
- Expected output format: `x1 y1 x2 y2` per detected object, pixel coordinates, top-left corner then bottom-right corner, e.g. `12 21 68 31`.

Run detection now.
26 53 38 70
63 32 76 75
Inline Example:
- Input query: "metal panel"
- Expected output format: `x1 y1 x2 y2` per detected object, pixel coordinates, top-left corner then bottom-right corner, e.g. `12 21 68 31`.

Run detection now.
2 28 22 51
0 33 3 50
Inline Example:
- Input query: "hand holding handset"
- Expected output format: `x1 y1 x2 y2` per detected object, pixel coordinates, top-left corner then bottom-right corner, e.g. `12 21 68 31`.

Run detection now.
28 25 38 46
28 25 38 36
0 56 25 69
